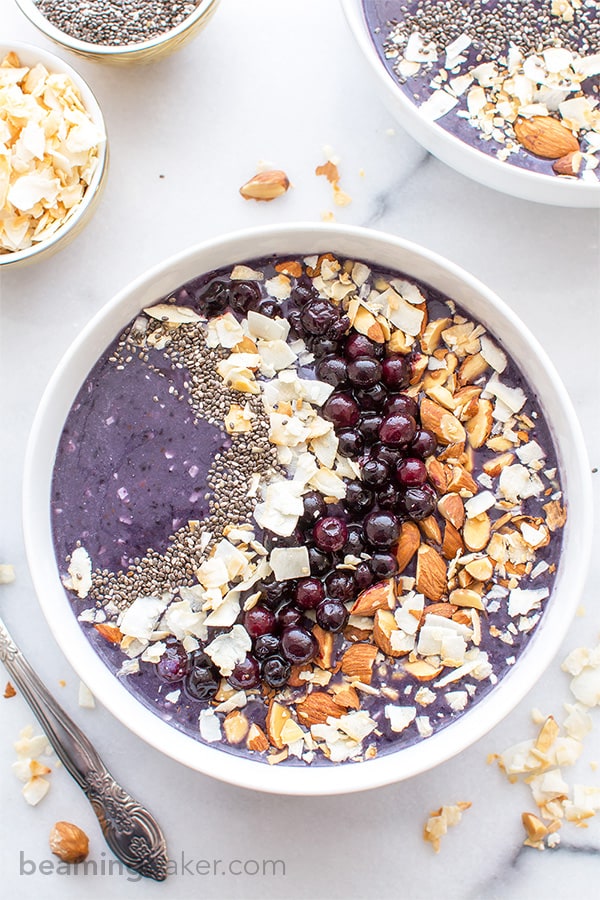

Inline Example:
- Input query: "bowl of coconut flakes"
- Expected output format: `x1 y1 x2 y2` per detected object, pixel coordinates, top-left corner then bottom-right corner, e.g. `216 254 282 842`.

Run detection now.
0 42 107 267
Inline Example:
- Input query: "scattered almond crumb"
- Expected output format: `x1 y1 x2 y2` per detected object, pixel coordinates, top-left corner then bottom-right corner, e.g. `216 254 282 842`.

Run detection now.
321 210 336 222
58 680 67 688
0 564 16 584
494 641 600 849
315 153 352 208
4 681 16 698
78 681 95 709
423 801 471 852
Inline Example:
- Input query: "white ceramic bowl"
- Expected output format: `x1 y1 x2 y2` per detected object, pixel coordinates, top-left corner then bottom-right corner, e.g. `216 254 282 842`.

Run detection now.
341 0 600 208
14 0 220 66
0 41 108 269
23 223 593 795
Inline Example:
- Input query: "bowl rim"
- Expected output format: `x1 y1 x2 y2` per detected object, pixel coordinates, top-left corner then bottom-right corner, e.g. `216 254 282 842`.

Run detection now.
0 40 108 267
14 0 220 58
22 222 594 795
340 0 600 208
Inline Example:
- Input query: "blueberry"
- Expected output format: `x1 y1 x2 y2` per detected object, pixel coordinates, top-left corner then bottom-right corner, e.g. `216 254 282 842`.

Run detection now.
261 655 291 689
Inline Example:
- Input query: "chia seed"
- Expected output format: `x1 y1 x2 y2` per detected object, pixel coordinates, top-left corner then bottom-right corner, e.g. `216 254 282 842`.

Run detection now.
33 0 200 47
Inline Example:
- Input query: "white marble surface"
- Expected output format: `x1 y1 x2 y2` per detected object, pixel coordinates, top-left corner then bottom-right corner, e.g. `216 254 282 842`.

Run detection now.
1 0 599 897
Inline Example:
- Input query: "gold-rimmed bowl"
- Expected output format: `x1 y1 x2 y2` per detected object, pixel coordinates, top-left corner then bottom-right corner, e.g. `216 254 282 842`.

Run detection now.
14 0 220 66
0 41 108 269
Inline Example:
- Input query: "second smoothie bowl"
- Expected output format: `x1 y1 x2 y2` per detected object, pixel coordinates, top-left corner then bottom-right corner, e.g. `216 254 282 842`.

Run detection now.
23 224 592 795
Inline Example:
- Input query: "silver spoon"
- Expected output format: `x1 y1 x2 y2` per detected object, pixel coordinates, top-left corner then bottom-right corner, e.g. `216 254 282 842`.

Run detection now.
0 615 168 881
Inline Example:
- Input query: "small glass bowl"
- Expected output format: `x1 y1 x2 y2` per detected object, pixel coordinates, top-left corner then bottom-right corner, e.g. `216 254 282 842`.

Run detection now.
14 0 220 66
0 41 108 270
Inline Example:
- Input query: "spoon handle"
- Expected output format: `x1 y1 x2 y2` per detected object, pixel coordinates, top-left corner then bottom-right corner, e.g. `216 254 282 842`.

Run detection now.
0 616 168 881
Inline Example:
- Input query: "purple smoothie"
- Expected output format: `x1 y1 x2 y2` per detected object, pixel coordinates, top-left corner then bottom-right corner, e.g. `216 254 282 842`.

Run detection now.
362 0 599 181
51 253 565 765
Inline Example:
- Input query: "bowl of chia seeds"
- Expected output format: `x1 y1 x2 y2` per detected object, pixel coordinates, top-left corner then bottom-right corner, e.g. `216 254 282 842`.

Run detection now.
0 41 107 267
14 0 220 65
342 0 600 207
23 223 592 794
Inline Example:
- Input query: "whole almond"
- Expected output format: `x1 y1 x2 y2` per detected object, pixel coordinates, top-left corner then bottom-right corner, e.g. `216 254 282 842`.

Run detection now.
514 116 579 160
239 169 290 201
49 822 89 864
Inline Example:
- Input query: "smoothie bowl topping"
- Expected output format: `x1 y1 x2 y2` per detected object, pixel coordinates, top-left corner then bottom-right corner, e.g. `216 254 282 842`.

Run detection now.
52 252 565 766
365 0 600 181
0 51 105 255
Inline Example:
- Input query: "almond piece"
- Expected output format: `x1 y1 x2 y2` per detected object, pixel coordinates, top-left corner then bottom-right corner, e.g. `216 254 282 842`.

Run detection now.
239 170 290 201
409 352 428 384
442 521 464 560
223 710 249 745
542 499 567 532
373 609 405 657
49 822 89 864
421 602 458 623
4 681 16 698
421 317 452 354
420 398 466 445
437 442 465 463
403 659 443 681
312 624 334 670
449 588 484 610
275 260 303 277
452 610 471 626
426 457 449 493
353 305 386 343
415 545 447 601
458 353 488 385
446 465 478 494
483 451 515 477
94 623 123 644
330 685 361 710
395 521 421 572
465 556 494 582
296 692 344 726
246 723 269 752
340 643 379 684
522 812 549 843
387 329 412 354
463 512 491 552
288 665 312 687
351 578 396 616
344 625 372 643
266 701 292 748
552 150 583 176
514 116 579 160
465 399 493 449
437 493 465 530
419 515 442 545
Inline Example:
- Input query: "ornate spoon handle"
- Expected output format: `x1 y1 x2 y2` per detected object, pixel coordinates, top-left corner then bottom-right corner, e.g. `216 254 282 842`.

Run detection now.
0 616 168 881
